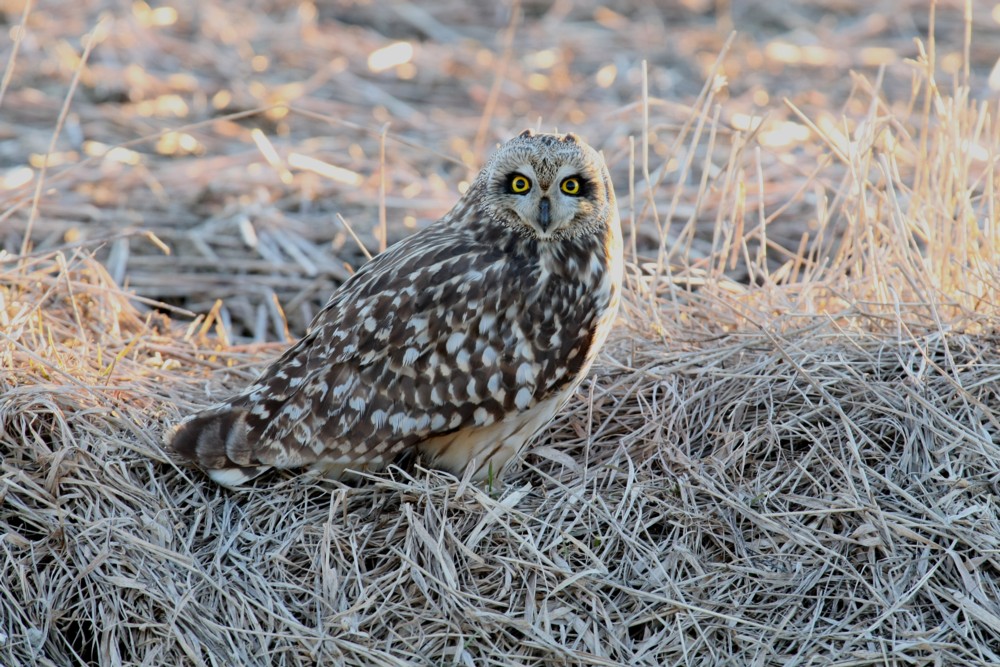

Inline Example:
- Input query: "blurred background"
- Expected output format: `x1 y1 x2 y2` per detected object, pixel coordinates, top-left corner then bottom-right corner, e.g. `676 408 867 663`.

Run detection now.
1 0 997 340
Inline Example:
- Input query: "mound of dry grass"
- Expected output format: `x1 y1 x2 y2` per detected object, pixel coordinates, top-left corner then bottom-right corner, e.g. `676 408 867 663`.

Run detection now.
4 1 1000 665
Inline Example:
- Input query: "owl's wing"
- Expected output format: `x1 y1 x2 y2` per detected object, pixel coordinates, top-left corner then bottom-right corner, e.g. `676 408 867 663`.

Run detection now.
227 222 598 475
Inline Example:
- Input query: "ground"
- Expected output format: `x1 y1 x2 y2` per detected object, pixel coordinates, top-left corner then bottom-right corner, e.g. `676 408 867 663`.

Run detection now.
3 1 1000 665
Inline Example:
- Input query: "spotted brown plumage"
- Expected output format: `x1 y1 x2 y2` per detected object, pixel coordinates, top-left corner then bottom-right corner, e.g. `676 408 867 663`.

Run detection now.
168 130 623 487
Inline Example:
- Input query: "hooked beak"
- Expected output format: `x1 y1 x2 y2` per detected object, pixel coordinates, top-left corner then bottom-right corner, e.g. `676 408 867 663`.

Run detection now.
538 197 551 231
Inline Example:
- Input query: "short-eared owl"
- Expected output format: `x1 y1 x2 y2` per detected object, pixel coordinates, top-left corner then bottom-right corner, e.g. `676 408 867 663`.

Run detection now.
169 130 623 487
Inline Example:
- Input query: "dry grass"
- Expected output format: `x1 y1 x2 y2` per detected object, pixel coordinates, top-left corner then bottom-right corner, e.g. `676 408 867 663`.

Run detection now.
4 1 1000 665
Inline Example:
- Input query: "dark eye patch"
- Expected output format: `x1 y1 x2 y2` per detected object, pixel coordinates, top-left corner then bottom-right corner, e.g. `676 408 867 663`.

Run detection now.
563 175 593 198
506 173 532 194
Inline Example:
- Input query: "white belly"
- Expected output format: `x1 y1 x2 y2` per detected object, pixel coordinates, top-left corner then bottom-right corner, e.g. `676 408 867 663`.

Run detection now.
417 384 576 481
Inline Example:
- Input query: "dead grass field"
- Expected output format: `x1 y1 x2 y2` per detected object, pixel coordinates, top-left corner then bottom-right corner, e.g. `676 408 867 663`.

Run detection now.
4 1 1000 665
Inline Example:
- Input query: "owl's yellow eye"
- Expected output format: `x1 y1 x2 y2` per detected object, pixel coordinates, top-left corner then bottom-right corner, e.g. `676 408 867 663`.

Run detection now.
561 177 581 195
509 174 531 194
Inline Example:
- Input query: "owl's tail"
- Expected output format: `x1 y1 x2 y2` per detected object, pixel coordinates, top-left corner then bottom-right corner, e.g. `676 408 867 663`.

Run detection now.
166 407 271 488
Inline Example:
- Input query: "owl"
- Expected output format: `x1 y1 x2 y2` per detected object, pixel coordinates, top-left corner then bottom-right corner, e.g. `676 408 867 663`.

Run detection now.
168 129 623 487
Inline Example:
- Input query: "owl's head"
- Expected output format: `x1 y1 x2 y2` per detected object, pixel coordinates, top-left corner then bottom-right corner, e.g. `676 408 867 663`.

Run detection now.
477 129 617 241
